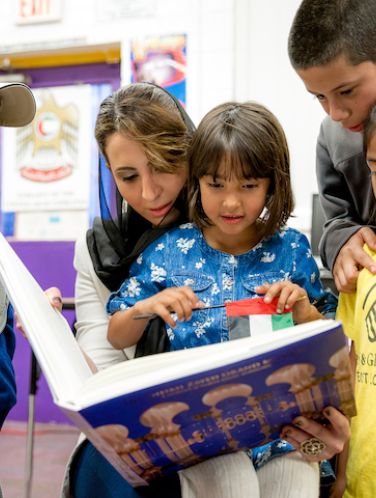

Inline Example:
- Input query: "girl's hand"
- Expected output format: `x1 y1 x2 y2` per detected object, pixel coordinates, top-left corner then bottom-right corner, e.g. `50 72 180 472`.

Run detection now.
255 282 321 323
280 406 351 462
134 287 202 328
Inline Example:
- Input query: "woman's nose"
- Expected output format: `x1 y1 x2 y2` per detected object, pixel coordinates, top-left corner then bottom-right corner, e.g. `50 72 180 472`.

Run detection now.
141 175 162 201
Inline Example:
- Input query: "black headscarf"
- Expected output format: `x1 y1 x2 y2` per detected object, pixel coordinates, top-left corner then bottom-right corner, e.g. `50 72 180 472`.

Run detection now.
87 83 195 292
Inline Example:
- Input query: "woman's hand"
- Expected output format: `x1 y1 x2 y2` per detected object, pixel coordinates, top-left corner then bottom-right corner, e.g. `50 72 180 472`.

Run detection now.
280 406 351 462
44 286 63 312
255 282 321 323
134 287 202 328
16 286 63 336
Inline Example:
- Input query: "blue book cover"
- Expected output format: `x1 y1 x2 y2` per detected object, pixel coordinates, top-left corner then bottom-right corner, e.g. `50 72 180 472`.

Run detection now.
70 320 354 487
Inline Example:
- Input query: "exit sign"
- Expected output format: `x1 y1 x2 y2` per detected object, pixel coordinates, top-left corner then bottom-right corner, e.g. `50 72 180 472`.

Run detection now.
17 0 62 24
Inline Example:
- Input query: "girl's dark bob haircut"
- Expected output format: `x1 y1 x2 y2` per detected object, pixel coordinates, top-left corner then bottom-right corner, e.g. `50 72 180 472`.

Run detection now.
188 101 294 240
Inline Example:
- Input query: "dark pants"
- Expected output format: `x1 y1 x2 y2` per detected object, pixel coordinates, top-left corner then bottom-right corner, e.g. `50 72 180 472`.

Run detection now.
71 440 182 498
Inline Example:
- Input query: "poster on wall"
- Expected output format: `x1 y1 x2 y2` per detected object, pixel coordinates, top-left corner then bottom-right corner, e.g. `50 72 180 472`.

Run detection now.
130 34 187 104
1 84 92 213
14 211 90 241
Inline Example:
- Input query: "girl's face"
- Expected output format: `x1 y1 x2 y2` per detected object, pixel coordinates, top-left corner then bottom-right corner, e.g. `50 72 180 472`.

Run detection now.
198 169 270 254
366 132 376 198
106 132 187 226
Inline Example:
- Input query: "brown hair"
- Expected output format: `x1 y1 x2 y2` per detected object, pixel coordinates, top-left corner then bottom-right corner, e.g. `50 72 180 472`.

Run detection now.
94 82 193 174
188 101 294 240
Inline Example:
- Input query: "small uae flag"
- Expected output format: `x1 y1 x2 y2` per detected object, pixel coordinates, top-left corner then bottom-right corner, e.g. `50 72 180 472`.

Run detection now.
225 297 294 340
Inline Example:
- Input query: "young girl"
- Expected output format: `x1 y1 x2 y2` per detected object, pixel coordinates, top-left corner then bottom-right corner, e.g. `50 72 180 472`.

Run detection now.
106 101 337 497
334 104 376 498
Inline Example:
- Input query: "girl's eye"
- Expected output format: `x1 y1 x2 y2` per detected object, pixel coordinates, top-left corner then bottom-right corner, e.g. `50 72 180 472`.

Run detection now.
242 183 257 189
208 182 223 189
315 94 326 102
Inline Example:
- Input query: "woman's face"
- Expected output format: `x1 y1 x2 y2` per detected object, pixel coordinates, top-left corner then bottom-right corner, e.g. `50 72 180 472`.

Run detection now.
106 132 187 226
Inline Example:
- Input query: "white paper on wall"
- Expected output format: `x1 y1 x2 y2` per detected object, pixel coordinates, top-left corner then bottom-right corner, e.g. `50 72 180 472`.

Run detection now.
1 84 92 213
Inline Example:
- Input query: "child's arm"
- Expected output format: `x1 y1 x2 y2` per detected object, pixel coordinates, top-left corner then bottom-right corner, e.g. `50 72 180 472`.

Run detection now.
329 441 349 498
328 341 355 498
255 281 323 323
108 287 201 350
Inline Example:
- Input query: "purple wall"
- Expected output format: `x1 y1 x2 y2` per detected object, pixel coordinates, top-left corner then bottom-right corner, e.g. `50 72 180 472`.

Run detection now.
3 62 120 424
8 241 76 424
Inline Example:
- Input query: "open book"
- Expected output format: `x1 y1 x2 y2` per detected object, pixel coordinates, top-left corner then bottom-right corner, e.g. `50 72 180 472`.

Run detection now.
0 233 355 487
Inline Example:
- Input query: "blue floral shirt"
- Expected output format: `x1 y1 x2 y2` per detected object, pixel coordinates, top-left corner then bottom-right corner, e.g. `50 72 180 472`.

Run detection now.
107 222 337 471
107 223 336 350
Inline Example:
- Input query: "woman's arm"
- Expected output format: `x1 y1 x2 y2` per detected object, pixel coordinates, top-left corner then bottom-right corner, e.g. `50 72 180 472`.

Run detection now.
74 235 131 370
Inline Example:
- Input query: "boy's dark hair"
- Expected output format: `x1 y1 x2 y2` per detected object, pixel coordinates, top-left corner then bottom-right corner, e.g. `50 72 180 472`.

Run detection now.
188 101 294 241
288 0 376 69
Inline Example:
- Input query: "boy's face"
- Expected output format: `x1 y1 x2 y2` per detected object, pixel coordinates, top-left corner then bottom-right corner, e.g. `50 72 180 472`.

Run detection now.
366 132 376 198
296 55 376 132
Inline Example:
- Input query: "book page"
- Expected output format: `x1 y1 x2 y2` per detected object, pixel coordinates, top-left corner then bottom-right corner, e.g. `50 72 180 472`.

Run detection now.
0 234 92 404
72 319 336 409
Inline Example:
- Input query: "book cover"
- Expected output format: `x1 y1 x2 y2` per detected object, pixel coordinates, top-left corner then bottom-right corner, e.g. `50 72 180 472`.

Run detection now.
0 233 355 487
73 322 354 485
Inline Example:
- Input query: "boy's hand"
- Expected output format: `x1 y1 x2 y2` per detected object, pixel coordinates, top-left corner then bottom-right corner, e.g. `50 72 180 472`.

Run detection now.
333 227 376 293
134 287 202 328
255 281 320 323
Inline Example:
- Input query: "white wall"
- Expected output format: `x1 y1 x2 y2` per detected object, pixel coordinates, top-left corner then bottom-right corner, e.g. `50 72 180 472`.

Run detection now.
0 0 323 235
234 0 326 234
0 0 236 122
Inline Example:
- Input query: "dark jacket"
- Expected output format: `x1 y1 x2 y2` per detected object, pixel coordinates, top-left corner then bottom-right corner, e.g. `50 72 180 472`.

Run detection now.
316 116 375 271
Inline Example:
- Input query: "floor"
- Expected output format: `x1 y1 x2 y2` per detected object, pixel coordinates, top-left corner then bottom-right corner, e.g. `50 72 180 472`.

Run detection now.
0 420 79 498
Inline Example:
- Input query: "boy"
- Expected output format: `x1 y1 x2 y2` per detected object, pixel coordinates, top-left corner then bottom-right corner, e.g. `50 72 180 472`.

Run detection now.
288 0 376 293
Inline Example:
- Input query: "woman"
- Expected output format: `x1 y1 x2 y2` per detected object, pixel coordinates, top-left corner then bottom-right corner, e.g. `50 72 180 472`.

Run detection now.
65 83 350 498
